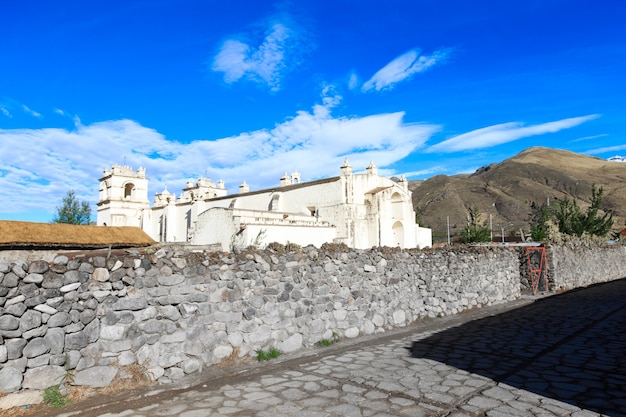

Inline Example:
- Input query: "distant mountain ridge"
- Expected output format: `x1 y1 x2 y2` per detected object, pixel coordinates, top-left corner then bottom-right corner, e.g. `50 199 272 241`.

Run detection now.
409 147 625 243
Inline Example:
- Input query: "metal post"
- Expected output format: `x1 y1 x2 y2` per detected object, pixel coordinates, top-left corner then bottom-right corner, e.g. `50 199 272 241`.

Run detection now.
447 216 450 245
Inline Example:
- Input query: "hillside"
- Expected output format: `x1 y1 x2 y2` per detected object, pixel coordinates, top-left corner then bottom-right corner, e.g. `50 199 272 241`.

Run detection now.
410 147 625 243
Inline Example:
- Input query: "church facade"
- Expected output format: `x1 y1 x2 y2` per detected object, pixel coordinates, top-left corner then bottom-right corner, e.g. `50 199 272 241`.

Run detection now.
96 160 432 251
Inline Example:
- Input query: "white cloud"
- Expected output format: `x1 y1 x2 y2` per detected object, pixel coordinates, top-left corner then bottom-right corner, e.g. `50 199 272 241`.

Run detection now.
0 97 439 218
570 133 608 143
1 107 11 118
22 104 42 118
401 166 447 178
585 144 626 155
348 72 359 90
212 19 305 92
427 115 600 153
54 108 66 116
362 48 451 92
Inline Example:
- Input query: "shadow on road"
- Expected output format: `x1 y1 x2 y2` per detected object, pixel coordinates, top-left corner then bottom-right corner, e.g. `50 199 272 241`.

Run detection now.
409 279 626 417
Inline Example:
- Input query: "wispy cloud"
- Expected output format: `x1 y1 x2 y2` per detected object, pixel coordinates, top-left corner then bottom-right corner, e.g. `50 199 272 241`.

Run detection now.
362 48 451 92
348 72 359 90
22 105 42 118
0 96 439 217
427 115 600 153
585 144 626 155
570 133 608 143
1 107 11 118
401 166 447 178
212 16 307 92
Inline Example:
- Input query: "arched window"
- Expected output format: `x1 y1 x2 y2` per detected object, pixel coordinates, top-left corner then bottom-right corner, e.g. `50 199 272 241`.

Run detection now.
390 192 403 219
392 221 404 247
124 183 135 199
269 193 280 211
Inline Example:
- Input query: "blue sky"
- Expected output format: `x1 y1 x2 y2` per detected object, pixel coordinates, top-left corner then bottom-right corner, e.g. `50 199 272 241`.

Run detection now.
1 0 624 222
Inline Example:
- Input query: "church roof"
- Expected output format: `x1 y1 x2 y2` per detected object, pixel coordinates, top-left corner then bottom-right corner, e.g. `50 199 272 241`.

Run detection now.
0 221 155 249
208 176 342 201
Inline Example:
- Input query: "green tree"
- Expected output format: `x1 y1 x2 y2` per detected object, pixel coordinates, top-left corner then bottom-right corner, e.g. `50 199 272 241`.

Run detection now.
529 203 551 241
52 190 92 225
461 207 491 243
552 185 613 238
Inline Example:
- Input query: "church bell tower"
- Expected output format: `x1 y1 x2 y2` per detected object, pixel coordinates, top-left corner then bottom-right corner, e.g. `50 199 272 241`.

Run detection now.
97 165 150 227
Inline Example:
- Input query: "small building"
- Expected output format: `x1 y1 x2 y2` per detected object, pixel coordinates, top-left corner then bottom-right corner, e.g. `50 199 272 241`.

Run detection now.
0 220 155 262
97 160 432 251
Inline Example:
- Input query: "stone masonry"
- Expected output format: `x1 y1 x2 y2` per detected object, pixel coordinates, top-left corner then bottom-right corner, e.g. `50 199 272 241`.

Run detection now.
0 242 624 396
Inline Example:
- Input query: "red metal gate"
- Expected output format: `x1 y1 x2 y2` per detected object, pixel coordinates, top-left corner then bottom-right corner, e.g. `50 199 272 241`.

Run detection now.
525 246 546 295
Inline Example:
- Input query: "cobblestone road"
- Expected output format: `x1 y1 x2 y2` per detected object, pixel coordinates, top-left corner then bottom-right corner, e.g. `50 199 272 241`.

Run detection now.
52 279 626 417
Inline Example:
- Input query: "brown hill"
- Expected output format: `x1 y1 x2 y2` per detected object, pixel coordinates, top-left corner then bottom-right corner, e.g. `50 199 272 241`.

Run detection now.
410 147 626 243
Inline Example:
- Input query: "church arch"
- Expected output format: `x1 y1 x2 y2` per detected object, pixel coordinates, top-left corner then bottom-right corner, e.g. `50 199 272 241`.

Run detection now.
390 192 403 219
124 182 135 199
392 221 404 247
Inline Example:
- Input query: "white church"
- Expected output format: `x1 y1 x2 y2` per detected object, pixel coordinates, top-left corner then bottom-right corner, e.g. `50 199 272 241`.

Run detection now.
96 160 432 251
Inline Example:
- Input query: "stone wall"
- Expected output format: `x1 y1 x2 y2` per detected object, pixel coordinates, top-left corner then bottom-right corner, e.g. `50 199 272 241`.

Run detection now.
2 243 625 397
0 244 520 394
547 243 626 290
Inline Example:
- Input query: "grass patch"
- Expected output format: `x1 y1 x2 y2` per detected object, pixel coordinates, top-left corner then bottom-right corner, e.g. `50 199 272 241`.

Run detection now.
43 385 71 408
317 332 339 347
255 347 282 362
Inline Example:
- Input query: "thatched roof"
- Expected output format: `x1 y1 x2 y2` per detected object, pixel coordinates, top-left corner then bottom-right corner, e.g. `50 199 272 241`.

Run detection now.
0 221 156 249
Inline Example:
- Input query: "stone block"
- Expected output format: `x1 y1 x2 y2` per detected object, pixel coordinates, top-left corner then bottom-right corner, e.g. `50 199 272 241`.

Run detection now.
2 273 18 288
0 366 23 393
79 262 95 273
23 273 44 284
65 331 88 350
27 353 50 368
278 333 303 353
181 357 202 374
23 337 50 358
111 298 148 311
4 295 25 307
158 274 185 286
72 366 118 388
0 315 20 330
6 338 27 359
42 272 64 289
344 327 359 338
60 283 81 293
19 310 42 332
34 304 57 315
118 350 136 366
22 326 47 339
45 327 66 354
75 356 96 371
84 317 100 343
100 324 126 340
50 353 67 366
25 295 47 308
53 255 69 265
11 265 27 279
48 311 71 328
213 344 233 360
92 268 110 282
159 352 187 368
